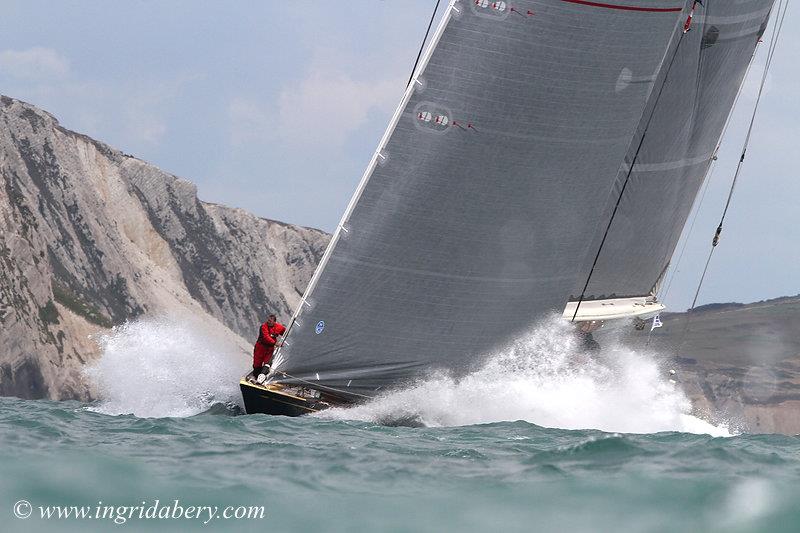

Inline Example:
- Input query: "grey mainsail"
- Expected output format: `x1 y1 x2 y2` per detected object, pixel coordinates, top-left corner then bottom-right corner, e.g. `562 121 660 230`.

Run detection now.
272 0 691 398
573 0 775 306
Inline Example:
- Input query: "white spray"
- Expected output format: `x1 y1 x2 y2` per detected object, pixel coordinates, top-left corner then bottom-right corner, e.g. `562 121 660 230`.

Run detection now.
319 316 729 436
84 317 246 418
83 314 728 435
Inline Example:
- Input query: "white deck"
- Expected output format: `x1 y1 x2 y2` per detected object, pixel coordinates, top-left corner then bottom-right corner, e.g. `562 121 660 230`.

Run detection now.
562 296 665 322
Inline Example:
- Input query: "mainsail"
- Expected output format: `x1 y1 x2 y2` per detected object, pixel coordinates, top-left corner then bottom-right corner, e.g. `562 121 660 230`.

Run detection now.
272 0 773 399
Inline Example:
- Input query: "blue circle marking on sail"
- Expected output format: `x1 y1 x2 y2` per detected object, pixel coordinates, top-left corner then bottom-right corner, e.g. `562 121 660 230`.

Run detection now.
315 321 325 335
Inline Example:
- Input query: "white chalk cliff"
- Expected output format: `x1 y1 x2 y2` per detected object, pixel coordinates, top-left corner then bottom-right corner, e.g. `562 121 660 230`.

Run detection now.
0 96 329 400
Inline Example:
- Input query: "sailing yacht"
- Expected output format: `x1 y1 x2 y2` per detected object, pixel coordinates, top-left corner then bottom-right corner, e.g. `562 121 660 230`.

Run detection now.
240 0 778 416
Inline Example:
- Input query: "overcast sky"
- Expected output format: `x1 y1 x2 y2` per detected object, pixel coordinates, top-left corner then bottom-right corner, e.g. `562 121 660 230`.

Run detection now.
1 1 797 311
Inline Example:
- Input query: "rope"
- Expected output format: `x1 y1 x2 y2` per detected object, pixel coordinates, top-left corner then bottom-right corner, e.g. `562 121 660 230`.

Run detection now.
407 0 442 87
572 23 691 321
678 0 788 348
269 370 375 401
245 352 373 400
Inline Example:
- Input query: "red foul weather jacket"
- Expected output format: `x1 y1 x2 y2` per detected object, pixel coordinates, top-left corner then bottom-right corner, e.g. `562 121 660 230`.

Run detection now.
252 321 286 369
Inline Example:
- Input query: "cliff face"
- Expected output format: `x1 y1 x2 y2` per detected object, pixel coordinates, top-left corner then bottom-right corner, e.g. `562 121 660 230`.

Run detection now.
614 295 800 435
0 96 329 401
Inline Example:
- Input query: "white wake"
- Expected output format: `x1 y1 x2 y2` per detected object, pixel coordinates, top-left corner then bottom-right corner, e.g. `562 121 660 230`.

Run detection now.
318 317 730 436
84 317 246 418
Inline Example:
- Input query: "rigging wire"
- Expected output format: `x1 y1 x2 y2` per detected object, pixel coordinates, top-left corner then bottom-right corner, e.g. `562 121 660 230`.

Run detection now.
710 4 787 245
408 0 442 87
677 0 788 350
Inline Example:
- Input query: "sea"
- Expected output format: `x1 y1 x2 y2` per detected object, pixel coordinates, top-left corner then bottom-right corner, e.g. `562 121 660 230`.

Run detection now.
1 317 798 532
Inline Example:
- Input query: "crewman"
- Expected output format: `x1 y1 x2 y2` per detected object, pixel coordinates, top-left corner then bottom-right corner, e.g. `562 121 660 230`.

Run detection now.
577 320 602 351
250 313 286 383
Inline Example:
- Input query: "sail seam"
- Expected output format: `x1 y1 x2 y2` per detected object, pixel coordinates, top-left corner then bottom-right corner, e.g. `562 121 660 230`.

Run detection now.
331 256 574 284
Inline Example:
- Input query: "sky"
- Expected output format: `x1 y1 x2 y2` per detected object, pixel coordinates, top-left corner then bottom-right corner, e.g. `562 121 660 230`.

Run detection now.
1 1 797 311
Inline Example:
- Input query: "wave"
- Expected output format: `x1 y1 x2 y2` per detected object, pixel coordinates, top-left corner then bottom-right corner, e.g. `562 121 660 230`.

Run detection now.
317 316 730 436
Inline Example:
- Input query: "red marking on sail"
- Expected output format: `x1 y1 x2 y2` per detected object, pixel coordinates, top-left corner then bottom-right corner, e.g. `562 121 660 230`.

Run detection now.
510 6 535 16
559 0 683 12
683 0 699 32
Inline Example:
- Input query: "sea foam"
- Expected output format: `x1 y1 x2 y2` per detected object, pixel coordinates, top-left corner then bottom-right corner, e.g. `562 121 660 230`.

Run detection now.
84 317 246 418
319 316 730 436
84 315 728 435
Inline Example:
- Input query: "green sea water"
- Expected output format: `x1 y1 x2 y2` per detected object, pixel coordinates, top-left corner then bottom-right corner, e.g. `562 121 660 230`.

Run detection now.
4 317 799 532
1 396 799 533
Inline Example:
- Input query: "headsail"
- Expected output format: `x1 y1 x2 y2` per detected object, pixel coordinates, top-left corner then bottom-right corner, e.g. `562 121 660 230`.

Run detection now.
272 0 688 398
572 0 776 307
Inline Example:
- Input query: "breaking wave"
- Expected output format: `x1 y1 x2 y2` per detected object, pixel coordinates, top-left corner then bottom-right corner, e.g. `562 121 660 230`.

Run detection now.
84 317 246 418
318 316 730 436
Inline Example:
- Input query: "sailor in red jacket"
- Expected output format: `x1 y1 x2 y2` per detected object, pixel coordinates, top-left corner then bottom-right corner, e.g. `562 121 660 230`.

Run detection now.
251 313 286 381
